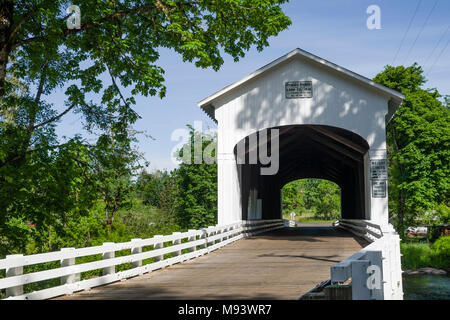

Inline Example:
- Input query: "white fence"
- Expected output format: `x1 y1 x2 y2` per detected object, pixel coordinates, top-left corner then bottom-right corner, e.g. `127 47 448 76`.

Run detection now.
331 219 403 300
284 220 296 227
0 219 284 300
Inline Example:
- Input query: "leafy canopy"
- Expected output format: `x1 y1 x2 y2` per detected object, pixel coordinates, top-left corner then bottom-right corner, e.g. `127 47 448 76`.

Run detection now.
374 64 450 236
0 1 291 254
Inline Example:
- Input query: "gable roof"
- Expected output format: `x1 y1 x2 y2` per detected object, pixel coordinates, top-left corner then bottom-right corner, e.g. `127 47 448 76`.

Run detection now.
198 48 405 122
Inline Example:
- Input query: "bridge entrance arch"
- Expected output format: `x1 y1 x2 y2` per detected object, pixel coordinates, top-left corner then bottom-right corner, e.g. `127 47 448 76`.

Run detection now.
234 124 369 222
198 48 404 228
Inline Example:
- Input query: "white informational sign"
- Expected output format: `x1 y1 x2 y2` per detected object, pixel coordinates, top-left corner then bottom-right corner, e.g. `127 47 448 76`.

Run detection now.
370 159 388 180
285 81 313 99
372 180 387 198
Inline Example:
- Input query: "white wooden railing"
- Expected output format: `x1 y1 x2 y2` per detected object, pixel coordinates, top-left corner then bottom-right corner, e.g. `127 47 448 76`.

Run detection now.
284 220 296 227
331 219 403 300
334 219 383 242
0 219 284 300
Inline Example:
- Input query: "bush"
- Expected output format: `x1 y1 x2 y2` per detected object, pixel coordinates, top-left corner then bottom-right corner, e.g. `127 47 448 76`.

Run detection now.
401 237 450 270
432 236 450 267
400 243 434 269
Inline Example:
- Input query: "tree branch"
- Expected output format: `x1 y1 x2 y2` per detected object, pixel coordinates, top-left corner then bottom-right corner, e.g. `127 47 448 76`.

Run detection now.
10 2 201 51
32 103 76 130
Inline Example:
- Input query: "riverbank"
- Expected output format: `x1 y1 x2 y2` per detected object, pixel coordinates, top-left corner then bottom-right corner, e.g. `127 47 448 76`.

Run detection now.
400 237 450 271
403 267 448 275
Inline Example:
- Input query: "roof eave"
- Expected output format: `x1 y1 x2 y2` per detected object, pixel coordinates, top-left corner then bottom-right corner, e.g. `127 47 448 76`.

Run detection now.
198 48 405 122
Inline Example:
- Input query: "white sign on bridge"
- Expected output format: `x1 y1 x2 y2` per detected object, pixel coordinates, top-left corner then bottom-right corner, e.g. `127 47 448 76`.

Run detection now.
370 159 388 180
285 81 313 99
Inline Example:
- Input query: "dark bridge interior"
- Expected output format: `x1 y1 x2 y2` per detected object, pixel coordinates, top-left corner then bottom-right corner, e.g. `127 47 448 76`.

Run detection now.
234 125 370 220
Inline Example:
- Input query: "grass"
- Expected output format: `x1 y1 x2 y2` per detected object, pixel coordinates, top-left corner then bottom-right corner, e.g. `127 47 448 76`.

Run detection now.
400 241 450 270
282 212 337 223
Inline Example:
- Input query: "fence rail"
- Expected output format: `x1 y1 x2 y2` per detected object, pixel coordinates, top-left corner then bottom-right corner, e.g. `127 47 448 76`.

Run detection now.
330 219 403 300
334 219 383 242
0 219 284 300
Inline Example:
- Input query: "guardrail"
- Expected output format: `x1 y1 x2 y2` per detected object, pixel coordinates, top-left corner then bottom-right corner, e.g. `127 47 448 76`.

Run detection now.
0 219 284 300
284 220 296 227
331 219 403 300
334 219 383 242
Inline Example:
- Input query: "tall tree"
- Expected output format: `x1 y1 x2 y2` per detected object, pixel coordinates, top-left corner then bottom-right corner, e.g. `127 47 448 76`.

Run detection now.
174 125 217 229
373 64 450 237
0 1 291 251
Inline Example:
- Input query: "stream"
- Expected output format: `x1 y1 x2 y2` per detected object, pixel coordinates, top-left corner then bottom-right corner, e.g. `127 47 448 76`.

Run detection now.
403 274 450 300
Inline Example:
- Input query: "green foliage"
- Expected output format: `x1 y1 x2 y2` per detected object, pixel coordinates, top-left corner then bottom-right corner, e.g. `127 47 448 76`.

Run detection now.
373 64 450 237
281 180 304 213
401 243 435 270
281 179 341 220
174 125 217 229
0 1 291 256
136 170 174 208
116 199 180 238
432 236 450 261
427 226 442 244
133 125 219 231
0 1 292 295
401 237 450 270
314 180 341 220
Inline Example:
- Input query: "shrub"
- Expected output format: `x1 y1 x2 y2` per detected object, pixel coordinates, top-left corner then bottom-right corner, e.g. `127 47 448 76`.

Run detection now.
432 236 450 268
400 243 433 269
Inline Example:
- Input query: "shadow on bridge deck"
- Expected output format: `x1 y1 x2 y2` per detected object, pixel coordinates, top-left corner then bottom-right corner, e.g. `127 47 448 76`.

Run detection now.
55 223 368 300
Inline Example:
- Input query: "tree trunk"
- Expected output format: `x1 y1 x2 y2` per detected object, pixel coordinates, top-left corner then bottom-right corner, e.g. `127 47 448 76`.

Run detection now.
0 1 13 98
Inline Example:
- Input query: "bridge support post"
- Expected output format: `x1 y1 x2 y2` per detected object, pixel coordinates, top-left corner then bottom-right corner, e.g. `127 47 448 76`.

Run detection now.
131 238 143 269
351 260 371 300
5 254 23 298
365 251 384 300
102 242 115 276
60 248 80 288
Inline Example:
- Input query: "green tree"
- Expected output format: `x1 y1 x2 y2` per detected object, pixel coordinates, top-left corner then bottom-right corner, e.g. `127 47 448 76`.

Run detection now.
281 178 341 219
373 64 450 237
281 180 304 214
313 180 340 220
0 0 291 169
136 169 168 207
174 125 217 229
0 1 291 253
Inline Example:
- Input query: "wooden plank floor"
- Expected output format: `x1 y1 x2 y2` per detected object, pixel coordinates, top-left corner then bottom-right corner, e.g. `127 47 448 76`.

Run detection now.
55 223 367 300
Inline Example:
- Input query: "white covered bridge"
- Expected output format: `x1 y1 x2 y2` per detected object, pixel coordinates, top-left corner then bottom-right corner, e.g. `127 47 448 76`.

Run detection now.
0 49 404 300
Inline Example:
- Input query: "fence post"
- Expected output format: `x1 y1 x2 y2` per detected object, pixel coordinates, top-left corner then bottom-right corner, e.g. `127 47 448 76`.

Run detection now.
207 226 214 248
172 232 182 257
5 254 24 298
220 226 228 243
131 238 143 269
153 235 164 262
200 229 207 252
102 242 115 276
188 230 197 253
60 248 80 287
226 225 232 240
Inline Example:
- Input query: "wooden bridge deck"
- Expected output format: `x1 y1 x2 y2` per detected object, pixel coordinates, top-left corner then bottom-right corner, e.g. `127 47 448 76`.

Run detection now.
55 223 367 300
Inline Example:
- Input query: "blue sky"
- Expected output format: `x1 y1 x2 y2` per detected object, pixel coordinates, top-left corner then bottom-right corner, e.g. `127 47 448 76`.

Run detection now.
52 0 450 172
